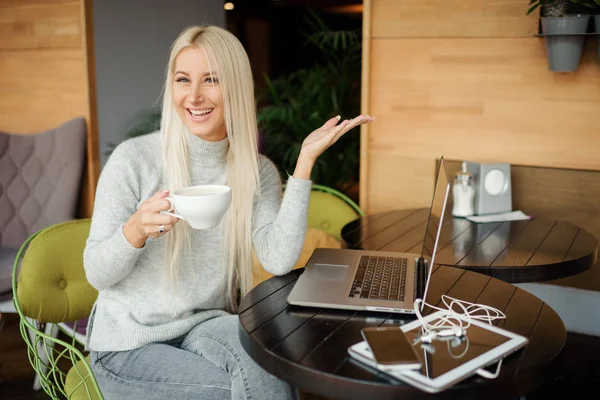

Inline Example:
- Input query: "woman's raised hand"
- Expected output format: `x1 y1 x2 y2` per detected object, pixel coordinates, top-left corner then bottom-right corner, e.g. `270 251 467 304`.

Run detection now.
123 190 180 248
299 114 374 163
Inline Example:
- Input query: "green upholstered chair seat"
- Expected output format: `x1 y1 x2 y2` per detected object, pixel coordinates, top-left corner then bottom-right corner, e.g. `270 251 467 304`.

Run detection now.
17 220 98 323
65 357 101 400
307 190 361 240
13 219 103 399
298 184 365 241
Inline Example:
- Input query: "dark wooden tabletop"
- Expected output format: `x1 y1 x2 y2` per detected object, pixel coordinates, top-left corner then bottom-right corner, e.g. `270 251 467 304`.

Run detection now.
239 267 566 400
341 209 598 283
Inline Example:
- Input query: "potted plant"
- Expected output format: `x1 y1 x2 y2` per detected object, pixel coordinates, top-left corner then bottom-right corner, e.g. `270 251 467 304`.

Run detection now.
257 11 362 195
571 0 600 60
104 109 161 157
528 0 591 71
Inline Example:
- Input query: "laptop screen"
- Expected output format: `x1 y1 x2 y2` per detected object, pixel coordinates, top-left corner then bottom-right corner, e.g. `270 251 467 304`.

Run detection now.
419 157 451 302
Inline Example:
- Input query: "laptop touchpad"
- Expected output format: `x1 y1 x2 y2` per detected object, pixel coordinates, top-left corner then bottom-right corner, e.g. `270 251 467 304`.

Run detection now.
310 264 348 282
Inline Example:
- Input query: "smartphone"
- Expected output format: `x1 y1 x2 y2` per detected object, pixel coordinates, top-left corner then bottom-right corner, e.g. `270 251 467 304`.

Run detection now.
361 326 422 368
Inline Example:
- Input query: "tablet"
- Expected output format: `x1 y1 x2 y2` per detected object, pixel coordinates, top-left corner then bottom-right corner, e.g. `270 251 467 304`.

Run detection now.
347 310 528 393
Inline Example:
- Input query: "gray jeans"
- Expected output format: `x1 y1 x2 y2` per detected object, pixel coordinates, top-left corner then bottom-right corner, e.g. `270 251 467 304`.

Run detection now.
90 315 294 400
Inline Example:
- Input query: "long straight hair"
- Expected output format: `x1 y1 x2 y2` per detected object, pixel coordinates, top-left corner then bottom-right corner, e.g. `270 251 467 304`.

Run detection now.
161 26 260 313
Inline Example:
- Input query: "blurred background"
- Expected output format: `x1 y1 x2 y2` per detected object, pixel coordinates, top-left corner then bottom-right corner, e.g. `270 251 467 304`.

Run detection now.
1 1 600 399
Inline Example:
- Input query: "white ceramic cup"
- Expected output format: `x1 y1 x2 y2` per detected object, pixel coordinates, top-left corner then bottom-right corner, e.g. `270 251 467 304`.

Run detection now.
162 185 232 229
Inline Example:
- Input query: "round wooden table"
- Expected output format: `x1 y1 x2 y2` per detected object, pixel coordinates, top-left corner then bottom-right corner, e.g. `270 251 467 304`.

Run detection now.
341 209 598 283
239 267 566 399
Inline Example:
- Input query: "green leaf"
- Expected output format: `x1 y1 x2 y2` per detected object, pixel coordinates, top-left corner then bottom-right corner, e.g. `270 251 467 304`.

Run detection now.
527 3 540 14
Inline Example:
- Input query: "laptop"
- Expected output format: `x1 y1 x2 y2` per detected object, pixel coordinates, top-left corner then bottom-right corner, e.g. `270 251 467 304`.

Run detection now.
287 156 450 314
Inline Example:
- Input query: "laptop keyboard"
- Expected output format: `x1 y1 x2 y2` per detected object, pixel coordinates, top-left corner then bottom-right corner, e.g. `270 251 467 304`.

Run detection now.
348 255 408 301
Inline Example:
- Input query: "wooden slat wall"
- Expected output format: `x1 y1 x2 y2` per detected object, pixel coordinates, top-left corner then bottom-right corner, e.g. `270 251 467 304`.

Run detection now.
0 3 82 49
371 0 539 37
0 0 98 217
361 0 600 214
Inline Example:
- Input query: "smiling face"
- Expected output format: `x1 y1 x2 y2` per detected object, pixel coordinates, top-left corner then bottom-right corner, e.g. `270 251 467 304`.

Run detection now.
171 46 227 141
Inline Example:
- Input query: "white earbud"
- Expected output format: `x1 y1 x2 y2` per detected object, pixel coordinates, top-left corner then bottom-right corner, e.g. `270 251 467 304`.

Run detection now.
436 327 464 338
418 327 465 344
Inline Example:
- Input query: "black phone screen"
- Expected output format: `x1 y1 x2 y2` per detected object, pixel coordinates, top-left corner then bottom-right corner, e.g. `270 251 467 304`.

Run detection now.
361 327 421 366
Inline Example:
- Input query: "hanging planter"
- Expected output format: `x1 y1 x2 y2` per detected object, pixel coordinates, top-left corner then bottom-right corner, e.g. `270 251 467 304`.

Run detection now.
596 15 600 60
571 1 600 60
541 14 591 71
528 0 591 72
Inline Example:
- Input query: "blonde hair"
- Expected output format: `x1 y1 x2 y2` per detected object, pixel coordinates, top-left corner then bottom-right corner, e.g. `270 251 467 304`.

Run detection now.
161 26 260 313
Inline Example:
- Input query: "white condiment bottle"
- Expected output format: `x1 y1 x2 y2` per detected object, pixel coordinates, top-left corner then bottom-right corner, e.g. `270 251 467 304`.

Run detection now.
452 161 475 218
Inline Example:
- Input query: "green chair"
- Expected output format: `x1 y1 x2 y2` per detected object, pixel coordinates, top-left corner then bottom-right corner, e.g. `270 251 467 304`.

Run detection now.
285 183 365 241
12 219 103 399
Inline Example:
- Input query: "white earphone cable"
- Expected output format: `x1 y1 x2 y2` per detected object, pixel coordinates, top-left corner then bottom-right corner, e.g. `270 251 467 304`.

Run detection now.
413 295 506 344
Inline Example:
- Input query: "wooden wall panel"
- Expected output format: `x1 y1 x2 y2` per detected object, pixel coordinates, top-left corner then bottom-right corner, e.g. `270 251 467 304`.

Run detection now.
364 38 600 212
0 0 98 217
359 0 372 194
371 0 538 38
0 50 88 134
80 0 99 218
366 154 435 213
369 38 600 171
361 0 600 213
0 2 82 50
0 0 70 6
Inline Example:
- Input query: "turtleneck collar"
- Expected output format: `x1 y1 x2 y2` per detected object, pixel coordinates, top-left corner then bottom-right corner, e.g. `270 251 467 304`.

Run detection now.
187 133 229 166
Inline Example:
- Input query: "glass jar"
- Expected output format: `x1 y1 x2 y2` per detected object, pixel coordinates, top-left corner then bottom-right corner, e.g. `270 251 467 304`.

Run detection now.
452 161 475 218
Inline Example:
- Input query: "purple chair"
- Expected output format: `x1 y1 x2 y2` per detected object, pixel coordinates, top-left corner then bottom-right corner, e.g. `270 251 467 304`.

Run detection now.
0 117 88 389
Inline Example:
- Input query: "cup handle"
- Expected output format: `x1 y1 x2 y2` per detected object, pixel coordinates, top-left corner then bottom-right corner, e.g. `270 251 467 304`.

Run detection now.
160 197 185 220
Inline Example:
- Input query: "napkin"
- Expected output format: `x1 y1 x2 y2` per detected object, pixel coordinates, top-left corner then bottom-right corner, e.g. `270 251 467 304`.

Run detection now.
466 211 532 224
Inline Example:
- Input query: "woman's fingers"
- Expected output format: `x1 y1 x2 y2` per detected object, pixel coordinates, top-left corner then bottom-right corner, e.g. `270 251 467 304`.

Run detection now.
148 189 170 201
331 115 373 143
327 115 367 135
146 223 175 238
142 214 178 237
140 198 172 214
314 114 375 145
326 119 350 141
320 115 342 131
142 212 179 225
137 192 179 238
323 116 358 143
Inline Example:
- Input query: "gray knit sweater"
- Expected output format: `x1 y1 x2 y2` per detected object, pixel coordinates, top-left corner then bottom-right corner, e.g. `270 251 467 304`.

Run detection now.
84 132 310 351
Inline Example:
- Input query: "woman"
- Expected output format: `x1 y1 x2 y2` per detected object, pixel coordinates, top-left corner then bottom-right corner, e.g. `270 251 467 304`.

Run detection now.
84 25 373 400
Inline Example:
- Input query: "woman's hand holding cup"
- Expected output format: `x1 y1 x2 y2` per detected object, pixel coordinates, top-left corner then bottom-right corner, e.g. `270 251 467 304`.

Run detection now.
123 190 180 248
